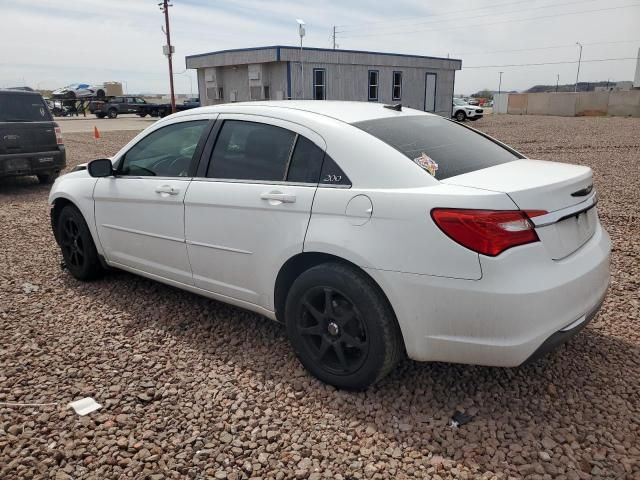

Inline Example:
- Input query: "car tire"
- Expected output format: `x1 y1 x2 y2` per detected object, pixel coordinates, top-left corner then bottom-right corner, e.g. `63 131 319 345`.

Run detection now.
37 171 59 185
285 262 403 390
107 108 118 119
455 110 466 122
56 205 103 281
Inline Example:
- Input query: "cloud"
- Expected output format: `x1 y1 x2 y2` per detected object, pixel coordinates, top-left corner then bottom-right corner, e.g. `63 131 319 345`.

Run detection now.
0 0 638 94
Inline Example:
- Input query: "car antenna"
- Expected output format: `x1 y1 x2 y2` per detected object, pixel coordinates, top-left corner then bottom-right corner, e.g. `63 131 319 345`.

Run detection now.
384 103 402 111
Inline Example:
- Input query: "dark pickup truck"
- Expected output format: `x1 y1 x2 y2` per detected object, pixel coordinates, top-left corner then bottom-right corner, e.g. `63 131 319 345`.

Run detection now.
90 96 200 119
90 96 156 119
0 89 66 184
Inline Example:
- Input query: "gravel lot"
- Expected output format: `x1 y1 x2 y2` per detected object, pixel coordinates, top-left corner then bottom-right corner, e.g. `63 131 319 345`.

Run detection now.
1 115 638 479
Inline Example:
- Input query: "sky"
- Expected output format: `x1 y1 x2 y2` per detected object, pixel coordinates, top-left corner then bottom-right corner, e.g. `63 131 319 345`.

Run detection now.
1 0 638 95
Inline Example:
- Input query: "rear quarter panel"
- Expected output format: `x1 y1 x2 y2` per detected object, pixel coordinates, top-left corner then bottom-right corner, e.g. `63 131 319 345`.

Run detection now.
305 183 517 280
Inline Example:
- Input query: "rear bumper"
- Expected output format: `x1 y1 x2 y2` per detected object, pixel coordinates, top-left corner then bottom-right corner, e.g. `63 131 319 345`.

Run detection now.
521 292 605 365
0 147 66 177
367 222 611 366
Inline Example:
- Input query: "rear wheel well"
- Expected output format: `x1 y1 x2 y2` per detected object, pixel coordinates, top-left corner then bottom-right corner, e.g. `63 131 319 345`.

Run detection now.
274 252 398 327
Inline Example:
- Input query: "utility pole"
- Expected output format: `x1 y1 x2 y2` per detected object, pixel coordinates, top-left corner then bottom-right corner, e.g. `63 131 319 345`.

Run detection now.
332 26 336 49
498 71 503 94
160 0 176 114
556 74 560 92
574 42 583 93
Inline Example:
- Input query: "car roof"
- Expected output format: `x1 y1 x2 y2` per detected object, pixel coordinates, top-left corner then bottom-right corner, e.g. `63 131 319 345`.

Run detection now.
173 100 434 124
0 88 42 96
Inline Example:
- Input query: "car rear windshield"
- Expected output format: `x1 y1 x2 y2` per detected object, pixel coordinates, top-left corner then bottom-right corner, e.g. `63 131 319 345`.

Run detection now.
352 115 520 180
0 93 52 122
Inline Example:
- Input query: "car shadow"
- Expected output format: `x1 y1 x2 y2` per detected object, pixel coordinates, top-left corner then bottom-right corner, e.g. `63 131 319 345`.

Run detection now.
66 267 638 473
0 175 51 195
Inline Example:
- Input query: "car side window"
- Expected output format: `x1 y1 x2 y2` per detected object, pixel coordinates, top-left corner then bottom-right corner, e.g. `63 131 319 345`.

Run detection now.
286 136 324 183
207 120 296 182
119 120 208 177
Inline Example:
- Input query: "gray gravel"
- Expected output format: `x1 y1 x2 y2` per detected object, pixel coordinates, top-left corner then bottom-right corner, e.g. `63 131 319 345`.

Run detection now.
1 115 639 479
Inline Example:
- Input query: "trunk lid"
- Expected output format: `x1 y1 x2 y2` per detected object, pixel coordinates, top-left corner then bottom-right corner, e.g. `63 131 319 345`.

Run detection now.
443 159 597 259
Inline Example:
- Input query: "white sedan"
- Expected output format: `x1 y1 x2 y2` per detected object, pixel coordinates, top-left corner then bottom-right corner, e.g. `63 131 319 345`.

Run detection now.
49 101 610 390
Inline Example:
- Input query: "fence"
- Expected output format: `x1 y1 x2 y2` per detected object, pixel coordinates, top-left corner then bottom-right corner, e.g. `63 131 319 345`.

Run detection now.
494 90 640 117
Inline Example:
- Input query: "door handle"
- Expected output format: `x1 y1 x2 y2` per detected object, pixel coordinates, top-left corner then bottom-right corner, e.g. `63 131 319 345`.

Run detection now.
155 185 179 195
260 191 296 204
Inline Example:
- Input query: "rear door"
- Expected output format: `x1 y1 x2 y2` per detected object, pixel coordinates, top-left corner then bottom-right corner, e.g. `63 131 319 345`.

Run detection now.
93 118 211 284
184 115 325 309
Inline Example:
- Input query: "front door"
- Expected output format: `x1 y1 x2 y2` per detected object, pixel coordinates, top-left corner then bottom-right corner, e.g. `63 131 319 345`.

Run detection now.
184 115 325 309
93 119 210 284
424 73 437 112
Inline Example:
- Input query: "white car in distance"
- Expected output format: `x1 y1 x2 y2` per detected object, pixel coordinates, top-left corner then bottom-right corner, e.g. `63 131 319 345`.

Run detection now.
453 97 484 122
49 101 610 390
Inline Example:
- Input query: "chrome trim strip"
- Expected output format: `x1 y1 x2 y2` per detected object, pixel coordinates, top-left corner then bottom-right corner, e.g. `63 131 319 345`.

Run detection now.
101 224 184 243
560 314 587 332
531 192 598 228
186 240 252 255
191 177 317 187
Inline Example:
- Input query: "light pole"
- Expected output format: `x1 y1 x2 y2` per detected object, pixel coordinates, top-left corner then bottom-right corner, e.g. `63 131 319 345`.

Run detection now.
159 0 176 113
556 74 559 92
297 19 306 99
498 71 503 94
574 42 583 93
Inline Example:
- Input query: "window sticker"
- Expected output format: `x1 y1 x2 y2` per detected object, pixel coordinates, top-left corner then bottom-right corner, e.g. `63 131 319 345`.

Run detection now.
413 152 438 177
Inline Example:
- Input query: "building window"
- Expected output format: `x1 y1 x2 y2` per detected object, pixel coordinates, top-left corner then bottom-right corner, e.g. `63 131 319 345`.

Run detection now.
263 86 270 100
368 70 379 101
313 69 326 100
392 71 402 101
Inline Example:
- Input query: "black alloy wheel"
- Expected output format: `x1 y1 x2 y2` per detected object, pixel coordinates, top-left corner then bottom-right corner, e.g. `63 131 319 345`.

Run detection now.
285 262 403 390
59 215 85 271
296 286 369 376
57 205 103 281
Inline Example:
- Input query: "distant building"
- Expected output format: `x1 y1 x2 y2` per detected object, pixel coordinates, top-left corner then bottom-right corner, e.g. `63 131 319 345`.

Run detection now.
185 46 462 117
594 81 634 92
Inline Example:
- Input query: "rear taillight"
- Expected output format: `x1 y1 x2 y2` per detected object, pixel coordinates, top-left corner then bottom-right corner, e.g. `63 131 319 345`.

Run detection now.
55 126 63 145
431 209 547 257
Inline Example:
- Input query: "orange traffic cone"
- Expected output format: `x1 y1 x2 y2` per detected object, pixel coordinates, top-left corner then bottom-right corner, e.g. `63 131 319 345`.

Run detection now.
93 126 101 140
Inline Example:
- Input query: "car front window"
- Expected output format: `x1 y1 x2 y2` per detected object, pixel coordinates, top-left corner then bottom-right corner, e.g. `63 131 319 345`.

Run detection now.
119 121 208 177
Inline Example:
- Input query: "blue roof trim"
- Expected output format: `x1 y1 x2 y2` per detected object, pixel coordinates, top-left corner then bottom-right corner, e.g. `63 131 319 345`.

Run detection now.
185 45 461 63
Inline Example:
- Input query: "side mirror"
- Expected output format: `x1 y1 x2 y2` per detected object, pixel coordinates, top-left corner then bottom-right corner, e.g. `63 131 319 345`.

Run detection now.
87 158 114 177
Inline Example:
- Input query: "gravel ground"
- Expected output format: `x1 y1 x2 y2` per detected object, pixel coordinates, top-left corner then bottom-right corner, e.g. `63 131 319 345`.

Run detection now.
1 115 638 480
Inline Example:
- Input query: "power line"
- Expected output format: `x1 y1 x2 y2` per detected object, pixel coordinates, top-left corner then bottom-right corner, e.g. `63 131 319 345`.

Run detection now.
338 4 640 39
463 57 637 69
454 39 640 56
336 0 599 33
334 0 567 31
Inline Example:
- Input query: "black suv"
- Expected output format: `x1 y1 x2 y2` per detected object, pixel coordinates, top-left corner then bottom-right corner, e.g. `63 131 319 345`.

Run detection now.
0 89 66 184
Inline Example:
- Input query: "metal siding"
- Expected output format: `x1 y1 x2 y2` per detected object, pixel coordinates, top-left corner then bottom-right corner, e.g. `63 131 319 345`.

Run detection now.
288 63 454 115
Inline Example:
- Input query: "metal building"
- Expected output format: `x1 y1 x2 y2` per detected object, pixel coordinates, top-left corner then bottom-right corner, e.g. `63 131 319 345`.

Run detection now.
185 46 462 116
